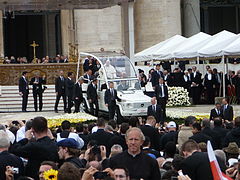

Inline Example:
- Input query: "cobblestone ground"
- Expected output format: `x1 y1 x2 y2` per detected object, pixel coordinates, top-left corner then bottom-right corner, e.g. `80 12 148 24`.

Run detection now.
0 105 239 125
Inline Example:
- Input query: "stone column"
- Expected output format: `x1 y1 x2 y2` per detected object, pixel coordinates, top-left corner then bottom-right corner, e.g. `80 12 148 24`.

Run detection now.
134 0 182 53
0 11 4 57
182 0 200 37
74 6 123 52
60 10 74 56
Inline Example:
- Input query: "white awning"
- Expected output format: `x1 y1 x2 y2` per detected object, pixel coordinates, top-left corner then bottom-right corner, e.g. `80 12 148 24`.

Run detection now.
134 35 186 62
198 30 237 58
222 34 240 56
172 32 212 59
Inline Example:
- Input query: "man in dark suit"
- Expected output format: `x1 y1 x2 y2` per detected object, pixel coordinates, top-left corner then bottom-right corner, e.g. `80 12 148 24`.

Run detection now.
151 64 163 87
204 69 217 104
190 66 202 104
104 82 121 120
222 97 234 121
210 102 223 120
83 69 94 84
65 72 75 113
54 70 67 113
73 77 84 113
30 72 46 112
88 118 115 156
140 116 160 151
19 71 29 112
155 78 168 122
189 122 212 144
181 140 217 180
147 97 162 124
182 71 191 92
87 78 99 117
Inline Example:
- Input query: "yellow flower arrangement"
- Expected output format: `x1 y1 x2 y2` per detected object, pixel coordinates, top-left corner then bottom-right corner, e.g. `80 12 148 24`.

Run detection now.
43 169 58 180
46 112 97 128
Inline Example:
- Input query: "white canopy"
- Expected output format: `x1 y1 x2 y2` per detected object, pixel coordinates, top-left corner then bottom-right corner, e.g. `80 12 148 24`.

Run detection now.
222 34 240 55
134 35 186 62
172 32 212 59
198 30 237 57
152 35 187 60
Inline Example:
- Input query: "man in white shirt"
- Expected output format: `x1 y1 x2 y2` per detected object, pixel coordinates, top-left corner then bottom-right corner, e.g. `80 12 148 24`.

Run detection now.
56 120 84 149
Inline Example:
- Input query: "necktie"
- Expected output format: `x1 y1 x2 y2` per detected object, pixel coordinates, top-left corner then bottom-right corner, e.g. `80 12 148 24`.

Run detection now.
152 105 155 112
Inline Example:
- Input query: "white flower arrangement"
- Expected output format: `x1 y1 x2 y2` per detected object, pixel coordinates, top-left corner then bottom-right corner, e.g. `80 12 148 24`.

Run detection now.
167 87 191 107
46 112 97 128
166 109 209 120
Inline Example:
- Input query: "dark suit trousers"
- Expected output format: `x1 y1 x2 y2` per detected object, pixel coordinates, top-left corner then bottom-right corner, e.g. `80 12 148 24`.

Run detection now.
206 87 215 104
90 100 99 117
157 97 166 122
22 91 29 111
55 93 67 111
67 95 74 113
191 87 200 104
33 91 43 111
74 98 81 113
108 100 116 120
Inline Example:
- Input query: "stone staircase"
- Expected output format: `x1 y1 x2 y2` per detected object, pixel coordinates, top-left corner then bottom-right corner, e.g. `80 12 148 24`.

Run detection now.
0 85 64 112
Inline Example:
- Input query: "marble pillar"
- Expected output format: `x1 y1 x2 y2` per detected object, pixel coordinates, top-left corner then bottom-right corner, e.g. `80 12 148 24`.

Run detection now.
134 0 182 53
0 11 4 57
182 0 200 37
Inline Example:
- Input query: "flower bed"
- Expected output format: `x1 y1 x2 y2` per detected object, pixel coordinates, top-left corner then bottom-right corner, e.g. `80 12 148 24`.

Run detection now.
46 112 97 128
167 87 191 107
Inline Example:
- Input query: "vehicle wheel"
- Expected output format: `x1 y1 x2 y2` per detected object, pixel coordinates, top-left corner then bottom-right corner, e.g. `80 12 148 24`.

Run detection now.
80 99 89 113
114 106 124 124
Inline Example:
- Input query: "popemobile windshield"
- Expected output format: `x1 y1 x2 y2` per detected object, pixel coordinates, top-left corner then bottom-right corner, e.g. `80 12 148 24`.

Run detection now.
78 52 152 120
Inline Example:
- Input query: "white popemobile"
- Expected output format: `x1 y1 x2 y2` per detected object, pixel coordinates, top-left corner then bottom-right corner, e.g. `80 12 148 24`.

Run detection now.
77 52 152 120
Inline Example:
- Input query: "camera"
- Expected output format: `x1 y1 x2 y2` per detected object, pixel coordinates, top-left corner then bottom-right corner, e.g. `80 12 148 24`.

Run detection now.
92 145 101 155
11 167 19 174
93 172 108 179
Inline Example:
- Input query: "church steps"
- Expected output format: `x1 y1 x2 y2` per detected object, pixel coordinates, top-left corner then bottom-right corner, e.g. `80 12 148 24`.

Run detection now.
0 85 64 112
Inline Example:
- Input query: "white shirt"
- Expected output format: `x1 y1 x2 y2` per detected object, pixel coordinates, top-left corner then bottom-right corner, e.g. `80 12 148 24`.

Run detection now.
104 64 116 79
57 132 84 149
16 126 26 142
215 108 220 115
207 73 212 80
184 75 188 82
160 84 165 97
193 71 197 78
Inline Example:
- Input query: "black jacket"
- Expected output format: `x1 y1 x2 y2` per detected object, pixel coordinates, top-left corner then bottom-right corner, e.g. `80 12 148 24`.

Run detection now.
87 83 98 101
0 151 24 180
210 108 223 120
88 129 115 156
11 136 58 179
83 74 94 83
222 104 234 121
223 127 240 147
65 156 85 168
55 76 66 94
155 84 168 101
190 72 202 85
151 70 163 87
160 131 178 150
109 133 128 151
204 74 217 88
19 76 29 93
140 125 160 151
104 88 121 104
147 104 162 123
212 126 229 149
109 151 161 180
73 82 83 100
30 77 46 93
189 132 212 144
65 78 74 96
182 152 224 180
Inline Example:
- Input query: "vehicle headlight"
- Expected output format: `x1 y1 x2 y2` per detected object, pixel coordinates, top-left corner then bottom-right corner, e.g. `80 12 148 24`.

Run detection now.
126 103 133 108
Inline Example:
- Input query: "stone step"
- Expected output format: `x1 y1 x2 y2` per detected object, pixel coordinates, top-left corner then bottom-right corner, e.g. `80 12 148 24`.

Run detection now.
0 85 65 112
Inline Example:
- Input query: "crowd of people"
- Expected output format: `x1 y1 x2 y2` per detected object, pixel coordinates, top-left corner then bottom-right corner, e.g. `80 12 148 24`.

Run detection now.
3 55 68 64
138 64 240 105
0 112 240 180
